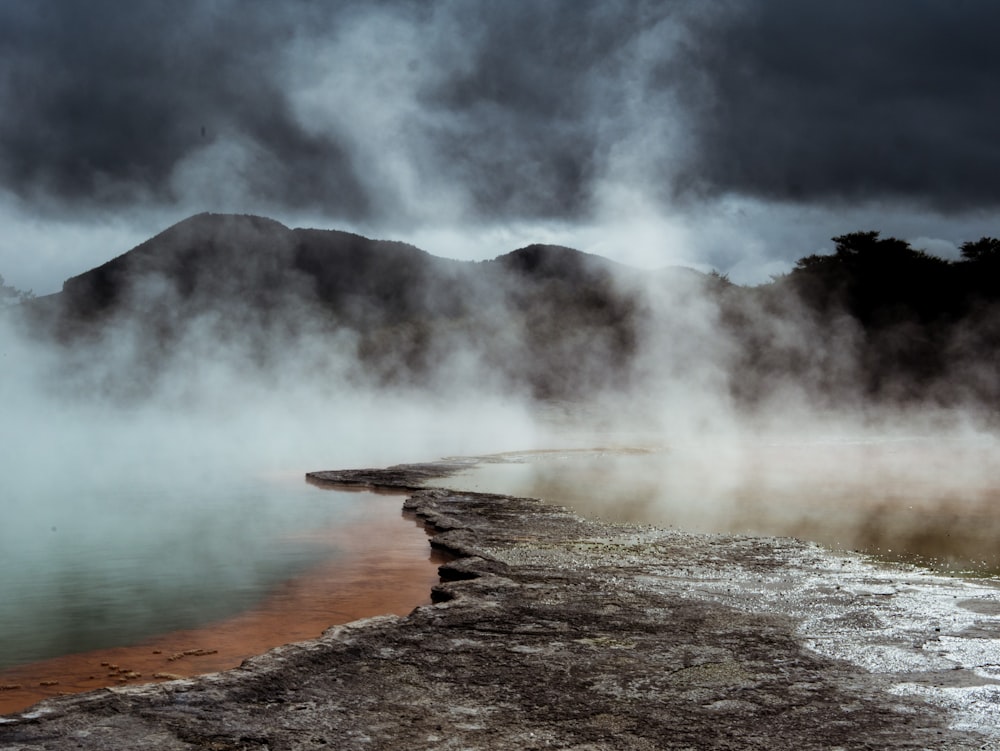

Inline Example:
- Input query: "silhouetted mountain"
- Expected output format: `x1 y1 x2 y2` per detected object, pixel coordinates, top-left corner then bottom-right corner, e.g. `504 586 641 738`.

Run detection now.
492 243 626 280
15 214 1000 410
41 213 472 326
18 213 659 400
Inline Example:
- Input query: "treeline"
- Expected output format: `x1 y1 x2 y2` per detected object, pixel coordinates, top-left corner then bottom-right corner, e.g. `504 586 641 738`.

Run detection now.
786 231 1000 323
720 232 1000 408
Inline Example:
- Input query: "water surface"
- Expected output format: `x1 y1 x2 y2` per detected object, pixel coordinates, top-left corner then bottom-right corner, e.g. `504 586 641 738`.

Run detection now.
1 474 427 672
0 487 441 714
433 440 1000 576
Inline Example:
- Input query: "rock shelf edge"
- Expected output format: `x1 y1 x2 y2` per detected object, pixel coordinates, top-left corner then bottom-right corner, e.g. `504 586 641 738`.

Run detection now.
1 460 998 749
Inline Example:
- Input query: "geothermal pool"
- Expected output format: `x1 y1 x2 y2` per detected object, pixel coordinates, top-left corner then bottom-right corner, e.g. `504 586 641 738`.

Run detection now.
0 474 440 712
5 435 999 713
433 439 1000 576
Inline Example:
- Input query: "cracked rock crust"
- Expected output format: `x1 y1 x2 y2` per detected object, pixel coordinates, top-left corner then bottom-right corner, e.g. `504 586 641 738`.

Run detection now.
0 462 994 749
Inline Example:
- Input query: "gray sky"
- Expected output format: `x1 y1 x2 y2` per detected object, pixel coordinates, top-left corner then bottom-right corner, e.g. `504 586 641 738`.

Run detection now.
3 0 1000 294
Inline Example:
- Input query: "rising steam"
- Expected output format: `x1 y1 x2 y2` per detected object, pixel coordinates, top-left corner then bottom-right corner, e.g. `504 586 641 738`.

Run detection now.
2 215 999 586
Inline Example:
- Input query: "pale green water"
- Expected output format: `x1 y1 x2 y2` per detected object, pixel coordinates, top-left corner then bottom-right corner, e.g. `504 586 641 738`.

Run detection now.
0 475 373 671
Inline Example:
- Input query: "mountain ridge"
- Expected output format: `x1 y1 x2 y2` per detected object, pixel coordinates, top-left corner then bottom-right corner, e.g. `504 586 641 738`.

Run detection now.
19 212 660 400
48 212 660 321
14 213 1000 409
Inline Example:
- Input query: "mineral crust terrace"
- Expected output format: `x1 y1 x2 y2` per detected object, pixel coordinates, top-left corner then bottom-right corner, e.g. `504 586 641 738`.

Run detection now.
2 460 1000 750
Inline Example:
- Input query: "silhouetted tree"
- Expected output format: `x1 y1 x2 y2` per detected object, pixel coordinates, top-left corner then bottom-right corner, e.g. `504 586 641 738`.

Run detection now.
955 236 1000 310
790 231 954 323
959 237 1000 263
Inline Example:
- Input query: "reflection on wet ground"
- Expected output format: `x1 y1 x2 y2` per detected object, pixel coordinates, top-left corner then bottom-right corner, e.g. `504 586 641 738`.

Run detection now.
6 439 997 715
0 497 442 715
432 440 1000 576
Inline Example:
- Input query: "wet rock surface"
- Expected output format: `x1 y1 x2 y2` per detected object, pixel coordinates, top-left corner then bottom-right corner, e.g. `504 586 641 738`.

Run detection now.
3 462 999 749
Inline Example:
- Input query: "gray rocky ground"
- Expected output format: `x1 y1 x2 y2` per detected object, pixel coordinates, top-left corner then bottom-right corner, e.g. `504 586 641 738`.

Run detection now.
2 461 999 749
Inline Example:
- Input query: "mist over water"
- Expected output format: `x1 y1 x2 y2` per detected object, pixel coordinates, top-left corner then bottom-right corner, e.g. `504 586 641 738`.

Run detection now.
4 215 1000 672
436 438 1000 576
0 381 532 671
1 475 354 671
0 299 539 670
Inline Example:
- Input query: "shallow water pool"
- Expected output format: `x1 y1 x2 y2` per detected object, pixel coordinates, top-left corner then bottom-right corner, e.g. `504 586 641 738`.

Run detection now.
0 474 424 673
432 439 1000 576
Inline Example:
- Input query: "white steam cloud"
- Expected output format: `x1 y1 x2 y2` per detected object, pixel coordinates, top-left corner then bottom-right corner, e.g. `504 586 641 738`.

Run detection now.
3 213 1000 614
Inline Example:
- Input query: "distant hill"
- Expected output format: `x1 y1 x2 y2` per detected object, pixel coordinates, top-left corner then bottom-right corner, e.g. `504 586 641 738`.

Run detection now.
40 213 470 324
19 213 679 400
14 215 1000 411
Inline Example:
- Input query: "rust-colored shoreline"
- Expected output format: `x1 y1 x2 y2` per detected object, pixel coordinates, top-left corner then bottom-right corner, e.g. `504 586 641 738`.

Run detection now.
0 498 445 715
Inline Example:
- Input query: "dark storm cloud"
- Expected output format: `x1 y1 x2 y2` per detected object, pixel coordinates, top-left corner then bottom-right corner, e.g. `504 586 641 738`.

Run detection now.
676 0 1000 210
2 0 998 225
415 1 673 219
0 0 686 222
0 0 370 216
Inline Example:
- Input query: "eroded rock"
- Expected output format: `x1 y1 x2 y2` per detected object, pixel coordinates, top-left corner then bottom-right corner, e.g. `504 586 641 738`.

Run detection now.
1 464 996 749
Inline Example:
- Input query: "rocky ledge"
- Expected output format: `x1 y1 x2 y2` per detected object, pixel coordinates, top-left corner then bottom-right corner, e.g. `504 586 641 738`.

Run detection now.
2 461 1000 749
